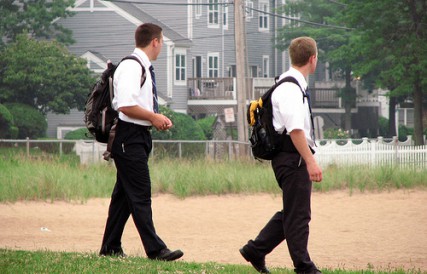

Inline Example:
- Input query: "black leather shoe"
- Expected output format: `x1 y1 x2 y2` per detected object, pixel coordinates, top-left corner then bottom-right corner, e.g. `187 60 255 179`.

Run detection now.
99 246 127 257
149 248 184 261
239 247 270 273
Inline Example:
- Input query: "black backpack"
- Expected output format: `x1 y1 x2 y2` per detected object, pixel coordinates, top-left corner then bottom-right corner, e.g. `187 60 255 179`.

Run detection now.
84 55 146 143
247 76 305 160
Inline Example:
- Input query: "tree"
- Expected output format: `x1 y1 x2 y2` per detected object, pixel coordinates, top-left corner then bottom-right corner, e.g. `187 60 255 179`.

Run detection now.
5 103 47 139
343 0 427 145
276 0 359 132
0 34 94 115
0 0 75 49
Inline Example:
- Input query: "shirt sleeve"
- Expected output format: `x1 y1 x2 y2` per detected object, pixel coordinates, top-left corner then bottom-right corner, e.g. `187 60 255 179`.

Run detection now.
113 59 143 109
271 82 306 134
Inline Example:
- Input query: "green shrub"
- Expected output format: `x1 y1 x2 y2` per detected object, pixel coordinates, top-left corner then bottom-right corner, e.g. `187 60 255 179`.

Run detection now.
398 125 413 142
0 104 18 138
4 103 47 139
196 115 216 139
323 128 350 139
151 106 205 140
378 116 389 137
64 127 92 140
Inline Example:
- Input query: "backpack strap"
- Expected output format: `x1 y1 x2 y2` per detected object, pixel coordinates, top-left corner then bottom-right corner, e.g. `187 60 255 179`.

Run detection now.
110 55 147 103
275 76 316 147
274 76 306 103
120 55 147 88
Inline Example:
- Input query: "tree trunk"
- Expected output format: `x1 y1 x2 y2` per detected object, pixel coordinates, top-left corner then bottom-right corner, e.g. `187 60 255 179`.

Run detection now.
413 80 424 145
343 68 353 132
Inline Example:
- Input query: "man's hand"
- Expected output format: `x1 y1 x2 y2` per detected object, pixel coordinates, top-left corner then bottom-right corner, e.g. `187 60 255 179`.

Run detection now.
306 160 322 182
118 105 173 131
151 113 173 131
290 129 322 182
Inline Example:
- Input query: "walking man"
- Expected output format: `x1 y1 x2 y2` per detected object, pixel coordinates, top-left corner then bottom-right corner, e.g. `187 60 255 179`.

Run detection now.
100 23 183 261
240 36 322 273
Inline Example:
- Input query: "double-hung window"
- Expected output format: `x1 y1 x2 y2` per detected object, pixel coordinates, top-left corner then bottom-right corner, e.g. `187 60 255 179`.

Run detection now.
259 1 269 31
175 49 186 85
208 53 219 78
208 0 219 27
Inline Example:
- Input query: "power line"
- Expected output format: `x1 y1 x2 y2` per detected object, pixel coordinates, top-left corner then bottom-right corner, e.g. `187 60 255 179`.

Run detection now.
247 6 352 30
105 0 232 6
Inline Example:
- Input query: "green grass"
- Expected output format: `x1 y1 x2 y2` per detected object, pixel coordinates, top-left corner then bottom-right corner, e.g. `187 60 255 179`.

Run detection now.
0 249 422 274
1 149 426 273
0 148 426 202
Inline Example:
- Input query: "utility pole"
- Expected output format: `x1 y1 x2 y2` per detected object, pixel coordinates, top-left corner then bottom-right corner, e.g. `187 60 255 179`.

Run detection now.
234 0 248 154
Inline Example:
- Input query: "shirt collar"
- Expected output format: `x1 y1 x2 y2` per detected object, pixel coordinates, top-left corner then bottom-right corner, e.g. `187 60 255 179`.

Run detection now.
133 48 151 68
279 67 308 91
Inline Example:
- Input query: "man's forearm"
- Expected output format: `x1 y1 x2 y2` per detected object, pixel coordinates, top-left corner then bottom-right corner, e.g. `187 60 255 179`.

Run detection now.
289 129 316 165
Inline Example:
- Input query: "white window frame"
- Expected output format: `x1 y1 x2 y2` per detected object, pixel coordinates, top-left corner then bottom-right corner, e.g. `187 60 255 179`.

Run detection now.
262 55 270 78
174 48 187 85
245 0 253 21
207 52 219 78
195 0 202 18
223 4 229 29
208 0 219 28
259 1 269 31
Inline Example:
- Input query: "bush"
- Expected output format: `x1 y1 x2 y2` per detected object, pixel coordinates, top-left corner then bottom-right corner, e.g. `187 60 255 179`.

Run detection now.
0 104 18 138
398 125 414 142
323 128 350 139
196 115 216 140
4 103 47 139
378 116 389 137
151 106 205 140
64 128 92 140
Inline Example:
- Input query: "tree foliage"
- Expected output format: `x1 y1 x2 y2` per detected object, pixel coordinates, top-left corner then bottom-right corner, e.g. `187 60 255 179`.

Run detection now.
0 34 94 115
0 0 75 49
342 0 427 144
276 0 358 131
277 0 427 144
5 103 47 139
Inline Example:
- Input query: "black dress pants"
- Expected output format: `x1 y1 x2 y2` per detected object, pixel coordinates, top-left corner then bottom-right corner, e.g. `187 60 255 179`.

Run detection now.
246 151 317 273
100 120 166 257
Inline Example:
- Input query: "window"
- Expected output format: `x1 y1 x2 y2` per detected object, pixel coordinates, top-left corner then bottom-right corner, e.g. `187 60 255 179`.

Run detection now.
249 65 258 78
208 0 219 27
262 56 269 78
223 4 228 29
208 53 219 77
259 1 269 31
195 0 202 18
245 0 253 21
175 49 186 84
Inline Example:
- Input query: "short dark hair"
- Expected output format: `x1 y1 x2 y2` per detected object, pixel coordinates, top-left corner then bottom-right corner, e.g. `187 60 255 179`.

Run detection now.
135 23 163 48
289 37 317 67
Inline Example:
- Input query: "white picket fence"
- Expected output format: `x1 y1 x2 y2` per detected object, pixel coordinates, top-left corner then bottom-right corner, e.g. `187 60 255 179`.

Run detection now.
315 137 427 169
2 137 426 168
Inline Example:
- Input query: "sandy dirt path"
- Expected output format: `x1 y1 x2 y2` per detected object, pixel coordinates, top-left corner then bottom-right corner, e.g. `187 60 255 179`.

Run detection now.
1 190 426 272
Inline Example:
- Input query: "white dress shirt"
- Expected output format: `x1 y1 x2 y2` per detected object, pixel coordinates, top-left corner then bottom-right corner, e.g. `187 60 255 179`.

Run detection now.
112 48 154 126
271 67 314 148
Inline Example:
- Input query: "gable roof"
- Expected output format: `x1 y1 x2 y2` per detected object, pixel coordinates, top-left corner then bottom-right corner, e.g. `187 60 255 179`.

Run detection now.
112 1 192 48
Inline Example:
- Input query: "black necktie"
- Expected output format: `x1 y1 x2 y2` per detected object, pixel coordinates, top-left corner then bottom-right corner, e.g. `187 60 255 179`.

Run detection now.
305 88 316 143
149 65 159 113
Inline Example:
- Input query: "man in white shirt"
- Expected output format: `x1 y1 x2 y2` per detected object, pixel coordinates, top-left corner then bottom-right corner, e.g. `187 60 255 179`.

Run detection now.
240 37 322 274
100 23 183 261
